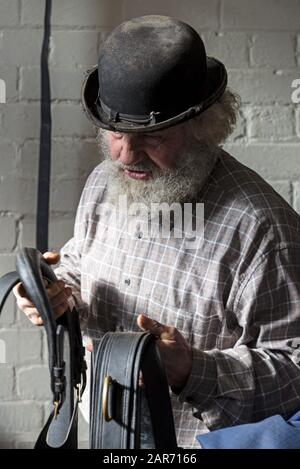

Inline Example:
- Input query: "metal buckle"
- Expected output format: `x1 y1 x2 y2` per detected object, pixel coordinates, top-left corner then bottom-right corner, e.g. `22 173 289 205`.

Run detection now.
102 375 113 422
53 399 60 420
76 383 82 403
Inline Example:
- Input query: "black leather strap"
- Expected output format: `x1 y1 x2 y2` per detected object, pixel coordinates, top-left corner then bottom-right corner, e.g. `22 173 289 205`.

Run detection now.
36 0 52 253
141 339 178 448
0 247 86 449
1 250 176 449
90 331 178 449
0 272 20 312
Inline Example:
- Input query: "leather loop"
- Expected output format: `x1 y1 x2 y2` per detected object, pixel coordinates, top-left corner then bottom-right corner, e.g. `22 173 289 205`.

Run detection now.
0 250 176 449
90 331 178 449
0 247 87 449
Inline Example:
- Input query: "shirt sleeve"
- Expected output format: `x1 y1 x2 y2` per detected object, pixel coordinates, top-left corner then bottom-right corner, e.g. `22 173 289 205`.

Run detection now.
177 245 300 430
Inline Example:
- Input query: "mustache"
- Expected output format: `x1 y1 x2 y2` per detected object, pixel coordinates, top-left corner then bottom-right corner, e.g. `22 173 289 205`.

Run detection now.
112 160 170 178
112 156 192 175
114 160 193 177
115 162 153 172
113 159 159 172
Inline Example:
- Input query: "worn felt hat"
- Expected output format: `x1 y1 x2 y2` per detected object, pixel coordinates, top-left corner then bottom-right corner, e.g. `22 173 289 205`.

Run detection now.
81 15 227 133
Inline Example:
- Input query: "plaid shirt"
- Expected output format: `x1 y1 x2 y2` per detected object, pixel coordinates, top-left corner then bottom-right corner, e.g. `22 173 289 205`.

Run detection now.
54 150 300 448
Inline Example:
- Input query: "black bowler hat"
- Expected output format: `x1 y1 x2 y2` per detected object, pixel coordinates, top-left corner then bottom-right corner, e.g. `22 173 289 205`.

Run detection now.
81 15 227 133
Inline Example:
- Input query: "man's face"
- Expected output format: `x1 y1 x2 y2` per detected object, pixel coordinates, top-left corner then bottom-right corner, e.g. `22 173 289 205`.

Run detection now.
97 123 218 208
107 125 187 179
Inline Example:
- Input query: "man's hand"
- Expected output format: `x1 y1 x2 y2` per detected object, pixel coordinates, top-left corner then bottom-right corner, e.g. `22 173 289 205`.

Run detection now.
13 251 73 326
137 314 192 389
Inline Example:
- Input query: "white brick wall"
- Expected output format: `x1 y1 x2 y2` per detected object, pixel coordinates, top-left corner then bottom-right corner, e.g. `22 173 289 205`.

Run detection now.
0 0 300 449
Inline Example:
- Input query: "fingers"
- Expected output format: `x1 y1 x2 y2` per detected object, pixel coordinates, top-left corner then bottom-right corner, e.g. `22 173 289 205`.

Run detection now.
46 280 72 318
12 250 66 328
13 284 44 326
13 282 35 311
13 279 72 326
137 314 163 336
86 343 93 353
24 310 44 326
137 314 192 388
47 280 71 303
13 282 27 299
137 314 177 340
43 251 60 265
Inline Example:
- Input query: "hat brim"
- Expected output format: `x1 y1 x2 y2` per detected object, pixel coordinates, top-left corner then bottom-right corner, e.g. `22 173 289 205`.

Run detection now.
81 57 227 133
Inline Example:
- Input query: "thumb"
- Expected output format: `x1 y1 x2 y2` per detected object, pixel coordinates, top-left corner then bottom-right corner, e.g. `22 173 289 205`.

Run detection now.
137 314 173 339
43 251 60 265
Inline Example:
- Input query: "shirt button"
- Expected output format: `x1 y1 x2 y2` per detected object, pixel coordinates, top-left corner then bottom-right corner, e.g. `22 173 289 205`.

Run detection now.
136 231 143 239
124 278 131 286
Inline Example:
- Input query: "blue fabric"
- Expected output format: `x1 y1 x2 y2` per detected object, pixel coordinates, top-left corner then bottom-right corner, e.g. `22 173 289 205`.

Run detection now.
197 411 300 449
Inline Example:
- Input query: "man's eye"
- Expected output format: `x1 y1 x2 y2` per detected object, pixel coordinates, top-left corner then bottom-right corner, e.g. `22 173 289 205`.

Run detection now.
113 132 123 139
144 135 162 145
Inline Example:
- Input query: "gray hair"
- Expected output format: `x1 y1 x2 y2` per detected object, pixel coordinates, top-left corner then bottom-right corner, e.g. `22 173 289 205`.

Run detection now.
185 88 241 147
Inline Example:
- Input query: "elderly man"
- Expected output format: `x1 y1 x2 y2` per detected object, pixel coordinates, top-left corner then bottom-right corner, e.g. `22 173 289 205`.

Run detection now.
14 16 300 448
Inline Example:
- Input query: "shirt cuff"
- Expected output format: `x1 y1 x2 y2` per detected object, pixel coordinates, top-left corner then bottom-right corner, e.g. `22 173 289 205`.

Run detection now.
174 348 217 410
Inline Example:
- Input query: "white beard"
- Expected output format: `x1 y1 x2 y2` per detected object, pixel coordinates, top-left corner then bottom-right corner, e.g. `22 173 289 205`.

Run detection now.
96 130 218 209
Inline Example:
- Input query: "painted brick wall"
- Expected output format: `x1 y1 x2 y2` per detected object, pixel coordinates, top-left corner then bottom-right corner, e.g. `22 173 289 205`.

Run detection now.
0 0 300 448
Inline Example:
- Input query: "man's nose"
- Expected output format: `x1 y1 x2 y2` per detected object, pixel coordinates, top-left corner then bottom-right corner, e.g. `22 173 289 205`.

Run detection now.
118 135 144 165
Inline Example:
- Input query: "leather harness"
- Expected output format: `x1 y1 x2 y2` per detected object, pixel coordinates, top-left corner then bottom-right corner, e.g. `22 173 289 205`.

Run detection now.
0 247 178 449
